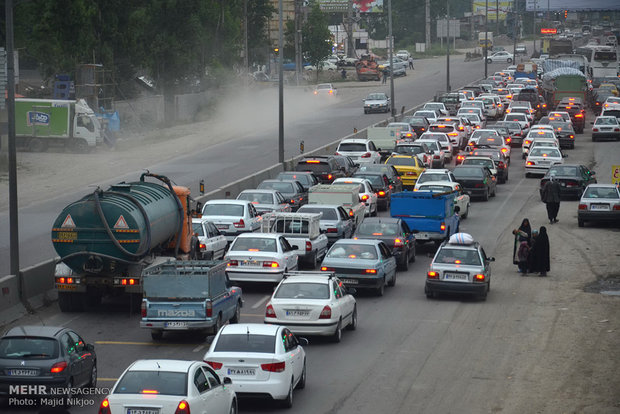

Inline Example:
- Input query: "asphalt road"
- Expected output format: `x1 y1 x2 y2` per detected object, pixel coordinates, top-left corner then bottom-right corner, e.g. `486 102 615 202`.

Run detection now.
0 52 518 276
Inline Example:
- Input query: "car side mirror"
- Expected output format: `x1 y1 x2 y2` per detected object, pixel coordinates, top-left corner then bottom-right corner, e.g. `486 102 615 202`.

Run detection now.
563 154 568 158
86 343 95 351
223 377 233 385
488 257 495 262
347 287 357 295
298 337 310 346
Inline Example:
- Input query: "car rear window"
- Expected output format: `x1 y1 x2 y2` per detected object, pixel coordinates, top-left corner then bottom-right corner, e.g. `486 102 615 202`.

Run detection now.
297 207 337 220
386 157 418 166
478 137 502 146
275 282 329 299
338 143 367 152
230 237 277 252
203 204 245 217
418 173 449 183
192 222 205 237
214 334 276 353
529 148 560 157
357 222 400 236
353 174 383 187
0 337 59 359
113 371 188 396
237 192 275 204
435 247 481 266
404 117 427 126
326 243 378 260
583 187 619 199
258 182 294 194
278 173 311 186
297 161 331 174
454 167 484 178
419 185 452 192
463 159 494 169
429 125 454 132
394 146 423 156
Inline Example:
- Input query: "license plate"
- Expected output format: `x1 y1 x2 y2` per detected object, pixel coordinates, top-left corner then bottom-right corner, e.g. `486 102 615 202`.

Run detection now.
216 224 229 230
341 279 359 285
228 367 256 376
127 409 159 414
56 231 77 241
538 160 550 165
241 260 260 266
56 284 78 290
591 204 610 211
600 127 611 131
286 310 310 317
444 272 468 281
416 233 430 240
8 369 38 376
165 322 187 328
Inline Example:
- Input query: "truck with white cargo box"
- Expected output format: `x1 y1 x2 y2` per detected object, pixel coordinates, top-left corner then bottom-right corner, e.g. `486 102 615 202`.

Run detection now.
260 212 329 267
140 260 243 340
366 126 403 159
15 98 103 151
308 184 365 230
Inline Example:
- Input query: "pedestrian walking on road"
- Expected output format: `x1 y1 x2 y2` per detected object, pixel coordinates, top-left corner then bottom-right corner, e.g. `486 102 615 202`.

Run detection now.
408 56 414 70
512 218 532 267
541 176 561 224
530 226 550 276
382 67 389 84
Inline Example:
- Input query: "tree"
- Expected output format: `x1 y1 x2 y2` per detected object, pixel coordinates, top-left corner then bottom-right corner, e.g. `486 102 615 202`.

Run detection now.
302 3 332 82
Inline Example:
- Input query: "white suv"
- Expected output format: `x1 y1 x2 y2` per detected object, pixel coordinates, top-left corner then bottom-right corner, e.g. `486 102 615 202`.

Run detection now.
336 138 381 164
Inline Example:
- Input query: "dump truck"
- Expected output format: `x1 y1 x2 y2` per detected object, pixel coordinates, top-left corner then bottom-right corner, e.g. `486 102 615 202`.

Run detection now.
308 184 365 230
542 67 587 108
355 54 381 81
15 98 103 152
52 172 199 312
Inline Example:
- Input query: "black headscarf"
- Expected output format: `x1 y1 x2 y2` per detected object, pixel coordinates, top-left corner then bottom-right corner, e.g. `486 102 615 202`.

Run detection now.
531 226 550 273
518 218 532 244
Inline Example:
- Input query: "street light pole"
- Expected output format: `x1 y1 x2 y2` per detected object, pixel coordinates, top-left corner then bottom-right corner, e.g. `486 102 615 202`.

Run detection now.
388 0 395 117
446 1 451 92
484 0 488 78
244 0 249 87
278 0 284 164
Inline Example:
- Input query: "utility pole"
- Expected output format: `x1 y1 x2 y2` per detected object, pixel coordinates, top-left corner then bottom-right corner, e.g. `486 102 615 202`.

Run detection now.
533 0 537 54
513 0 517 60
446 1 451 92
496 0 499 35
388 0 395 117
347 0 355 58
484 0 489 78
425 0 431 50
244 0 249 87
278 0 284 164
294 0 301 86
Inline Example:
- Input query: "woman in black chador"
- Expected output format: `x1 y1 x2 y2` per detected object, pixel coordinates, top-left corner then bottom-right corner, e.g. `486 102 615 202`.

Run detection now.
530 226 550 276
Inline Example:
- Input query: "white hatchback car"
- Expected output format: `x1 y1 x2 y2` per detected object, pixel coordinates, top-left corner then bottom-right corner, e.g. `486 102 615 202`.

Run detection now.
100 360 237 414
332 177 378 216
336 138 381 164
225 233 299 283
265 272 357 341
203 323 307 408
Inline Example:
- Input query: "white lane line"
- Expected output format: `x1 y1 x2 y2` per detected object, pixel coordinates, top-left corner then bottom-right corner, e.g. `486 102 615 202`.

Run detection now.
193 345 205 353
251 295 270 309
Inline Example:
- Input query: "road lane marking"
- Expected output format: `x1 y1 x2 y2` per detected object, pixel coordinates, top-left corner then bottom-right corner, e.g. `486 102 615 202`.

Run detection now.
251 295 270 309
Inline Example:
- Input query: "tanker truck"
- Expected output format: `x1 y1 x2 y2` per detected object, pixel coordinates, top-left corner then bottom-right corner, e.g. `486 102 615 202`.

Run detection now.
51 172 199 312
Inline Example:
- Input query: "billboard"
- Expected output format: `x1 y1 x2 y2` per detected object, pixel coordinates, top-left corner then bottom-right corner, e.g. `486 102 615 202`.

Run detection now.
319 0 384 13
473 1 514 21
525 0 620 11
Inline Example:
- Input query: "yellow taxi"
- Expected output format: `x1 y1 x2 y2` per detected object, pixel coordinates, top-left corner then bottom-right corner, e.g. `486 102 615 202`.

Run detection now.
599 83 619 97
384 155 426 189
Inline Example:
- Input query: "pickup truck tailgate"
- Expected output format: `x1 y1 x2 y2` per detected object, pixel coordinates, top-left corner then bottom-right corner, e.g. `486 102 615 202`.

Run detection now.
145 300 207 320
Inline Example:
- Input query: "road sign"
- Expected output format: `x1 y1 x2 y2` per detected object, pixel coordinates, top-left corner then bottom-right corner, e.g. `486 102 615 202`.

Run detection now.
612 165 620 185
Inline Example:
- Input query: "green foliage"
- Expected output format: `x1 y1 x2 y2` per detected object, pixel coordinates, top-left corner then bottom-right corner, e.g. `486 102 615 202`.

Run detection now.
302 3 332 81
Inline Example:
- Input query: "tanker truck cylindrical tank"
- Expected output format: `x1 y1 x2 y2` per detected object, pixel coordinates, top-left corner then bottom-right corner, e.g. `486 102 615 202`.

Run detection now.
51 181 183 274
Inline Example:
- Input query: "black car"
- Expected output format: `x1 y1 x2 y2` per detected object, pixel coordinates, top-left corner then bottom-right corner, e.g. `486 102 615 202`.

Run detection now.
494 121 525 146
516 89 543 117
592 90 616 115
276 171 319 191
257 179 308 211
452 165 497 201
296 156 347 183
332 155 358 177
0 326 97 402
556 103 586 133
355 164 403 193
539 164 597 199
402 116 430 136
353 217 416 270
353 171 392 211
546 121 576 149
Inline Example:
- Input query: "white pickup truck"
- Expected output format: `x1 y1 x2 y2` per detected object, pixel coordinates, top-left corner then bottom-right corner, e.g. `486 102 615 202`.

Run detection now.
308 184 366 230
261 212 329 268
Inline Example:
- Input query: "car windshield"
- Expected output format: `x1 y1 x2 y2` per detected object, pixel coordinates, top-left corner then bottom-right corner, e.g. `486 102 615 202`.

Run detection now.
214 334 276 353
463 159 494 169
297 207 337 220
230 237 277 252
367 93 387 100
203 204 244 216
435 247 481 266
386 157 417 166
113 371 187 396
238 192 275 204
258 182 294 194
326 243 378 260
418 173 448 183
529 148 561 157
583 187 619 199
356 222 400 236
275 282 329 299
454 167 484 178
338 143 367 152
595 117 618 125
298 162 330 173
0 337 59 359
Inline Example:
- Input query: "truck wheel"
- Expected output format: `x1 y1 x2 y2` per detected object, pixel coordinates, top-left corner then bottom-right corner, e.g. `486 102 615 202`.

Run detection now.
68 138 89 153
212 314 223 335
230 301 241 324
150 330 163 340
28 138 48 152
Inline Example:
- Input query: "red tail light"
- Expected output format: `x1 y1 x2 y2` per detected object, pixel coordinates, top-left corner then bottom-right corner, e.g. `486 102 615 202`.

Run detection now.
377 190 386 197
335 151 341 155
361 194 369 201
575 114 583 118
497 161 505 169
592 128 598 132
506 138 511 143
364 269 377 274
51 361 67 373
206 300 212 317
205 360 223 370
326 228 338 233
578 204 587 210
361 152 372 158
394 238 403 247
227 260 238 267
474 274 486 281
265 304 276 318
261 361 286 372
526 161 534 165
199 243 206 250
305 241 312 252
474 183 484 187
459 126 464 130
233 219 245 228
569 135 574 139
319 305 332 319
175 400 190 414
565 181 578 188
141 301 146 317
613 205 620 211
440 222 446 231
99 399 111 414
327 174 333 180
262 261 279 268
427 271 438 279
321 266 335 271
349 210 354 217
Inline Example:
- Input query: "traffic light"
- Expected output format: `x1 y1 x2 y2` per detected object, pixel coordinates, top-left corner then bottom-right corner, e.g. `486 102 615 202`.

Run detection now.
273 48 279 56
564 10 567 19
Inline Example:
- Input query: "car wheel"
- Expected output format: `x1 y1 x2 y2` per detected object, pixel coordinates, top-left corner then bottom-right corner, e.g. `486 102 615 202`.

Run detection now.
592 136 597 142
212 313 223 335
578 218 585 227
491 186 497 197
388 272 396 287
229 399 238 414
295 360 306 389
482 188 489 201
151 330 163 340
409 245 416 263
371 205 377 217
479 289 488 301
364 109 368 114
425 286 435 299
332 320 343 343
87 363 97 388
347 306 358 330
507 58 513 63
376 278 385 296
281 380 294 408
230 301 241 324
398 254 409 271
525 172 531 178
461 205 469 219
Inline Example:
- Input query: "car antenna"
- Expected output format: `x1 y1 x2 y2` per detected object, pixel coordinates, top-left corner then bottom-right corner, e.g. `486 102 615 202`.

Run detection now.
156 361 160 369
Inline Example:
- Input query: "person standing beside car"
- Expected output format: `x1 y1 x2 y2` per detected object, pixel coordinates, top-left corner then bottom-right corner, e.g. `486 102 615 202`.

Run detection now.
408 56 414 70
541 175 561 224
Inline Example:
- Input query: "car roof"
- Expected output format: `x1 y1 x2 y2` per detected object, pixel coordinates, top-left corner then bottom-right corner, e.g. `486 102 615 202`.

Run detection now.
127 359 196 373
420 169 451 174
239 189 280 194
205 199 250 206
3 325 67 338
585 183 619 189
417 180 458 188
220 323 280 336
340 138 370 144
298 204 342 210
281 274 332 284
334 238 382 246
235 233 281 240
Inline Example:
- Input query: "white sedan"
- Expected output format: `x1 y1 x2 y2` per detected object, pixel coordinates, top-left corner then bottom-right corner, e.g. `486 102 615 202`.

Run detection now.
225 233 298 283
525 147 565 177
487 51 514 63
332 177 378 216
203 323 307 408
100 360 237 414
416 181 471 219
264 272 357 341
192 218 228 260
